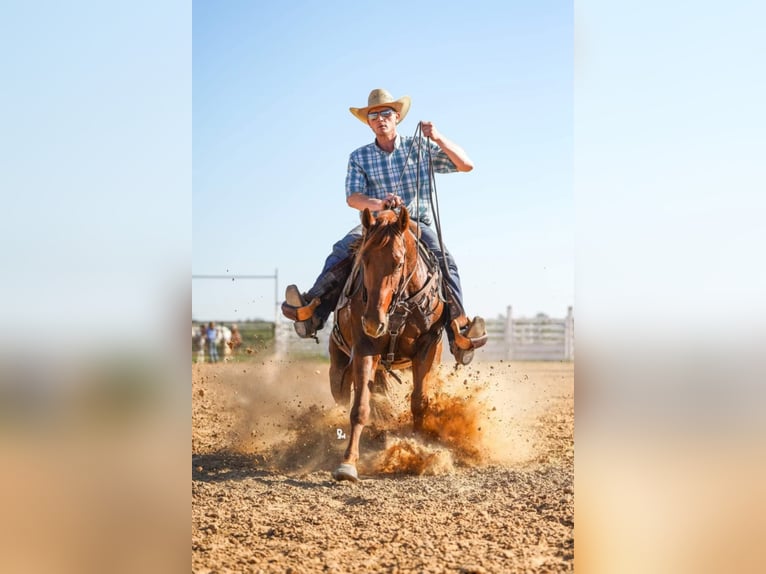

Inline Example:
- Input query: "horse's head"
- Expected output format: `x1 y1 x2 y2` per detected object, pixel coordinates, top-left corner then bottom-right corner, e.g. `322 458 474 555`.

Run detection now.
358 207 411 338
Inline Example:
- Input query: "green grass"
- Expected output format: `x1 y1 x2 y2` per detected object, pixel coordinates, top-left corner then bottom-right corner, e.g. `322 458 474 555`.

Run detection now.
192 320 275 363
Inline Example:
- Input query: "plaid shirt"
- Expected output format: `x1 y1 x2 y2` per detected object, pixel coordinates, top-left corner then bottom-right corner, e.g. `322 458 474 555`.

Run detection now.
345 134 458 225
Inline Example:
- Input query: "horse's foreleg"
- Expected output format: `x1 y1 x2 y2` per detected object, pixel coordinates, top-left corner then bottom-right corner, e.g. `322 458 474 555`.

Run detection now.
329 338 351 406
333 354 377 482
344 354 376 464
411 338 443 434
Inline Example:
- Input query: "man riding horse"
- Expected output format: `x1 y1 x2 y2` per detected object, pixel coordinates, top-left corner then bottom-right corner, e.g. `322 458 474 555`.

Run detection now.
281 88 486 365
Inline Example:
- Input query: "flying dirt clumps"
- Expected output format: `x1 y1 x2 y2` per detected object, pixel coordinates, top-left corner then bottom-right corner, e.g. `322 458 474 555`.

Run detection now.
375 437 455 476
193 359 544 478
363 369 496 477
422 388 487 464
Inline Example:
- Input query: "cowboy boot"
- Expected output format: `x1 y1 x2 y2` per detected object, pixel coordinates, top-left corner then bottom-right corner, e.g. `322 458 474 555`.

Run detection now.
282 285 322 339
444 288 488 366
281 257 353 339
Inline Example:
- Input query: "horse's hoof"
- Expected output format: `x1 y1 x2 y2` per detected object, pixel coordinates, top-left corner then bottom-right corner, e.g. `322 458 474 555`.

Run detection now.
332 463 359 482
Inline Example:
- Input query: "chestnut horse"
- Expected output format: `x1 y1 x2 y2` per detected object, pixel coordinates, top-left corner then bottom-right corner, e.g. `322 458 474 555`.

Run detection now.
329 207 446 482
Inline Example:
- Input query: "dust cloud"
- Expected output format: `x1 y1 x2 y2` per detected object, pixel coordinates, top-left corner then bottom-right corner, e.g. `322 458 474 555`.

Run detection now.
193 357 559 477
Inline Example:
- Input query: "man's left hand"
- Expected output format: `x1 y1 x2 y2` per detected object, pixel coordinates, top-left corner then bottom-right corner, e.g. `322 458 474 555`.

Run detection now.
420 121 441 141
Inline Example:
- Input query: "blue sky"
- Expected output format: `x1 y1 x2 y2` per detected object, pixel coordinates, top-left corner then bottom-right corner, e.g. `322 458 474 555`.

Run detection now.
1 1 190 348
192 0 573 322
4 1 759 345
575 1 766 337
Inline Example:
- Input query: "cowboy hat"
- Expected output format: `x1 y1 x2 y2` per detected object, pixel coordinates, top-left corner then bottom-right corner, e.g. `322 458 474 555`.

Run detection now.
349 88 411 125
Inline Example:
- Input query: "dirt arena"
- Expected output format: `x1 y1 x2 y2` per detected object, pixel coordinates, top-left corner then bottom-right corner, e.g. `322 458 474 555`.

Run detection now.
192 355 573 573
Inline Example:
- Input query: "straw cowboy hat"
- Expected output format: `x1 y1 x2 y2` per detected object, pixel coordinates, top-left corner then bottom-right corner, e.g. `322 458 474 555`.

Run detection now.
349 88 411 125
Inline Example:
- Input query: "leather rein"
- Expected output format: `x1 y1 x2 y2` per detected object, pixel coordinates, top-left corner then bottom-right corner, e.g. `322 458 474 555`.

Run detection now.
379 233 443 368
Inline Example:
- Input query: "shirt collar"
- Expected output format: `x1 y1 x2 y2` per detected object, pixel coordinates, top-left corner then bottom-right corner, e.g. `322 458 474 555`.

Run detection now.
373 133 401 153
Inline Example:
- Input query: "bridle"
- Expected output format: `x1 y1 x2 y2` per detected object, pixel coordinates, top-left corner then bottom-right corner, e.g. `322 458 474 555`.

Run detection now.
359 225 443 369
359 227 412 316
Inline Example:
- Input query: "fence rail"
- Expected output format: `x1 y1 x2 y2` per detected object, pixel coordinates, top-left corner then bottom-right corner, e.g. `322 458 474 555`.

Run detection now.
276 305 574 362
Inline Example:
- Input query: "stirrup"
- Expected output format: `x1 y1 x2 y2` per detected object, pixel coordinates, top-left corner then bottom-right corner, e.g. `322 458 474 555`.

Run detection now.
294 316 321 339
451 343 474 366
450 316 487 366
451 316 488 351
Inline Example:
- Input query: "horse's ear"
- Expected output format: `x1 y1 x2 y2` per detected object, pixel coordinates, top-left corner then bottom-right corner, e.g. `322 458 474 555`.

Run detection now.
362 208 374 230
398 207 410 232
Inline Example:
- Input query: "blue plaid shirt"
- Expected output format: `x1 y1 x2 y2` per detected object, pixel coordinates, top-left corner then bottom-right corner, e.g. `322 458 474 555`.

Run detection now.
345 134 458 225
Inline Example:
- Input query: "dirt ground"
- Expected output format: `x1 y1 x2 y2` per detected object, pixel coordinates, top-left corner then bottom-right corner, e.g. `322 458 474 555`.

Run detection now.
192 355 573 573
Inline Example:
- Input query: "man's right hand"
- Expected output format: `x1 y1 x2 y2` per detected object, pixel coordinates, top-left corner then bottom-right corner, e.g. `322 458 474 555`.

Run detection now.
383 194 402 209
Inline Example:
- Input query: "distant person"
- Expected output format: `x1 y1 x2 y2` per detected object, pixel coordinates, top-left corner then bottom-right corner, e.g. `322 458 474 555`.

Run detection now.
280 88 487 364
206 321 219 363
229 324 243 354
220 325 233 360
193 325 206 364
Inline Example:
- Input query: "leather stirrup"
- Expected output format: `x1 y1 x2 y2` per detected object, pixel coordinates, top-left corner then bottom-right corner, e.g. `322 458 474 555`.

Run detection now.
451 316 488 351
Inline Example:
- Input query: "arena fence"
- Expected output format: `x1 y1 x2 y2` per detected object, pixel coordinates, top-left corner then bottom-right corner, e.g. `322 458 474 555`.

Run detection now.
275 305 574 362
480 306 574 361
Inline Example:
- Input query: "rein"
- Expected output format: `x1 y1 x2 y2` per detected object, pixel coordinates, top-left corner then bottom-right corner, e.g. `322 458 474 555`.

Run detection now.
393 122 450 274
375 124 450 369
387 231 417 313
380 231 442 369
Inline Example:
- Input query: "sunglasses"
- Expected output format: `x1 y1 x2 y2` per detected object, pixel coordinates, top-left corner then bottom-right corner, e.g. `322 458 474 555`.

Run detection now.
367 109 396 120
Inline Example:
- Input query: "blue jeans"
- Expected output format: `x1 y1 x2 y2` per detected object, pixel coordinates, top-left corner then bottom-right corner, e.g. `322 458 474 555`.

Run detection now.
308 223 465 319
207 340 219 363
